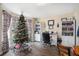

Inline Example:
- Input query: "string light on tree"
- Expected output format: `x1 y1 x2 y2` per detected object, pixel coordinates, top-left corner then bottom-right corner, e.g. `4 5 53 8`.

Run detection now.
13 13 28 44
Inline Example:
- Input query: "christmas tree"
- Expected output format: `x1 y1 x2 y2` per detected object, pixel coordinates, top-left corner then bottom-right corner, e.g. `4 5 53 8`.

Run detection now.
13 14 28 44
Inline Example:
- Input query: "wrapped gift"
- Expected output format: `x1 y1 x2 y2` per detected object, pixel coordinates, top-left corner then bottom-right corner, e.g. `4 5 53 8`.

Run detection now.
15 44 21 49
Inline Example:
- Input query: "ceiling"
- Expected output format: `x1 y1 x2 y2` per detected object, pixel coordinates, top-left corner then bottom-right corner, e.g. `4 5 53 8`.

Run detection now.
2 3 79 18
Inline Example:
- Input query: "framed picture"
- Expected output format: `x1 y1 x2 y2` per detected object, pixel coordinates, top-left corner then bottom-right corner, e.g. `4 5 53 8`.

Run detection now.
48 20 54 29
48 20 54 26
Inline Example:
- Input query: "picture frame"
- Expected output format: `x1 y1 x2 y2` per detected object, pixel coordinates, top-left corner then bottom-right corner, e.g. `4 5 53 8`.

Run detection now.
48 20 54 26
48 20 54 29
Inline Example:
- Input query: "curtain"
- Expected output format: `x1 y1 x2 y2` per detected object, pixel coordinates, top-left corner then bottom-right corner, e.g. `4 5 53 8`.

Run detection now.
2 10 11 54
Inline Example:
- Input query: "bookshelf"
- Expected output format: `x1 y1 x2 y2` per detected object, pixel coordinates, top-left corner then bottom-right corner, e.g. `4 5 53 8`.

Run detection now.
61 17 76 46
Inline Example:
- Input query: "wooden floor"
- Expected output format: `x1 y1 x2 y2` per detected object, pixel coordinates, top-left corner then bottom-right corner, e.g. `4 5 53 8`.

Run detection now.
4 42 59 56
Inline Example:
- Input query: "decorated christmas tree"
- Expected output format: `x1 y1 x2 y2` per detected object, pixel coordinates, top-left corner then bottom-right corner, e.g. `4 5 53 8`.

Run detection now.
13 14 28 44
